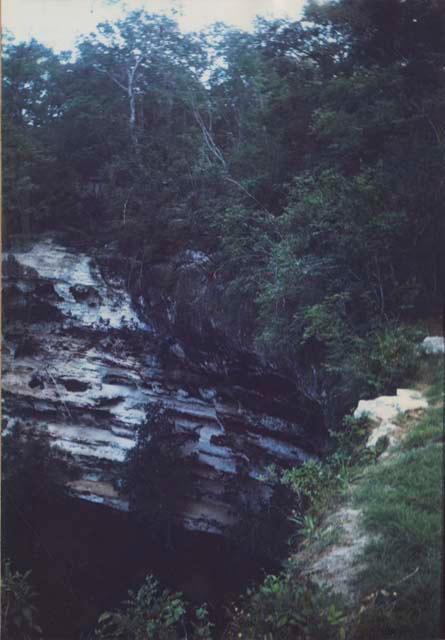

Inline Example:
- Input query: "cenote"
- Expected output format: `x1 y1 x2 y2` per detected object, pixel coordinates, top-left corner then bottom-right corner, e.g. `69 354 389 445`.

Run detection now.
3 493 277 639
2 238 321 637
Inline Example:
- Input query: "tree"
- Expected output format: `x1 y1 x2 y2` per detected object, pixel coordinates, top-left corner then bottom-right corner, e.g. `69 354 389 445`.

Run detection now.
77 11 206 156
122 403 198 546
2 424 77 567
3 0 444 423
2 38 67 238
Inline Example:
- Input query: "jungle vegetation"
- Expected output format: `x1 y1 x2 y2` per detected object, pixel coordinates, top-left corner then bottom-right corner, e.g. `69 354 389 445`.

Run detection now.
2 0 444 638
4 0 444 417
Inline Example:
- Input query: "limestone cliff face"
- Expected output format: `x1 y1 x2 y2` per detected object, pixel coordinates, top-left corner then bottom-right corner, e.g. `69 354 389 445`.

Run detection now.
2 236 324 534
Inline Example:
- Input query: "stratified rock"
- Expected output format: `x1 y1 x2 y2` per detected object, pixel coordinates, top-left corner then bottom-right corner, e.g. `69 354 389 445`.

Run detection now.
2 236 324 535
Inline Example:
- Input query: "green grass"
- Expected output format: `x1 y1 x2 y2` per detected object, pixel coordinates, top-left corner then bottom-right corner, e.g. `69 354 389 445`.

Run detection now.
425 360 444 405
231 355 444 640
352 378 443 640
401 354 443 451
401 407 443 450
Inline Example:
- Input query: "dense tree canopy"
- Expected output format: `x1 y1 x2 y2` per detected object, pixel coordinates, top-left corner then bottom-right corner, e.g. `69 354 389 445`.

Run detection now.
3 0 444 417
3 5 444 637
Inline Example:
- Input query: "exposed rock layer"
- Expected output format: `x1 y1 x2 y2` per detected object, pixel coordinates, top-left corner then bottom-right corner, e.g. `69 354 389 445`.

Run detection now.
300 383 431 604
2 236 324 534
354 388 428 450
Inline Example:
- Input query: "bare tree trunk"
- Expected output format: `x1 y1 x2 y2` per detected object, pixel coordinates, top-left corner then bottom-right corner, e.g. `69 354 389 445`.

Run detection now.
191 103 227 170
127 56 143 155
190 97 272 214
97 56 144 158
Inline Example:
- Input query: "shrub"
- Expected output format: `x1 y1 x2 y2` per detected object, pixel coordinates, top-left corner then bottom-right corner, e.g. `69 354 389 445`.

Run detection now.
226 573 347 640
328 414 373 467
1 560 41 639
349 324 422 396
281 460 328 512
95 576 213 640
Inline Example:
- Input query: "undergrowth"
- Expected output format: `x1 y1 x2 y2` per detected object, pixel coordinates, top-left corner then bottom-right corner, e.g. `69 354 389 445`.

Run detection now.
234 354 443 640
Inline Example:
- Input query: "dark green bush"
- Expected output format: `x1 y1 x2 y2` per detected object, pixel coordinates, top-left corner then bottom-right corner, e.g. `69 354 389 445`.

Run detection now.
1 560 41 639
226 573 346 640
348 324 423 396
95 576 213 640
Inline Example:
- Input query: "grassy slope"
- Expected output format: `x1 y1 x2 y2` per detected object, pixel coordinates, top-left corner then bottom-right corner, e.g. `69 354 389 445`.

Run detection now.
351 357 443 640
221 355 443 640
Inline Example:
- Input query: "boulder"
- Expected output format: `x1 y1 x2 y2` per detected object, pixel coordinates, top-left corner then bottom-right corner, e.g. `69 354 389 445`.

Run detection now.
354 389 427 424
354 388 427 452
420 336 444 355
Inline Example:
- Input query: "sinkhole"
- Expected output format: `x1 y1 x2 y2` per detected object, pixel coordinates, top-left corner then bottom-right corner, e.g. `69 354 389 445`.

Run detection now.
3 494 275 639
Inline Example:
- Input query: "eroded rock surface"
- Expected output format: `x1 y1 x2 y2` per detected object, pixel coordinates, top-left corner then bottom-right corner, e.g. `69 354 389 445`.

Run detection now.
298 385 429 605
2 236 324 534
354 388 427 450
300 507 370 605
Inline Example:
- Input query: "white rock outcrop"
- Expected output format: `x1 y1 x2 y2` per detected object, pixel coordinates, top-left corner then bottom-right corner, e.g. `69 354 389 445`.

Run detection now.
354 388 427 449
420 336 444 355
354 388 428 423
300 382 431 605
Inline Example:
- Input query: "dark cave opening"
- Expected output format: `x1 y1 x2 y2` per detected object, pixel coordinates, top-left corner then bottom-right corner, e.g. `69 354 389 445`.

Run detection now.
3 495 273 639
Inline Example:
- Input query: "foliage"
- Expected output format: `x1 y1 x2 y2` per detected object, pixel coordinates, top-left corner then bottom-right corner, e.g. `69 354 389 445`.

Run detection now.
121 402 197 544
1 560 41 639
281 413 370 515
2 423 77 515
95 575 213 640
400 359 443 452
346 324 422 396
4 1 444 417
191 605 214 640
281 460 327 511
2 39 68 238
3 4 445 637
226 573 346 640
328 414 373 466
276 413 372 551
